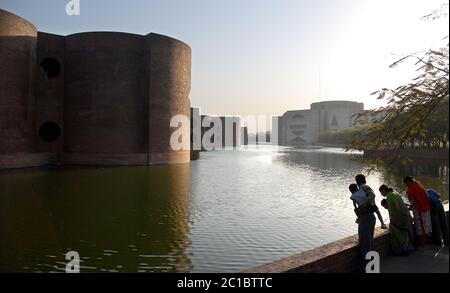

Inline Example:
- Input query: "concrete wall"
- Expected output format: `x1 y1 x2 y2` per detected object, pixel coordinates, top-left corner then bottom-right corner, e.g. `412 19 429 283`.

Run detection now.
147 33 191 164
282 110 311 146
64 32 147 156
272 116 286 146
190 107 201 159
35 32 65 154
193 110 245 150
0 9 192 169
0 9 37 154
241 127 249 146
275 101 364 146
310 101 364 142
221 117 241 147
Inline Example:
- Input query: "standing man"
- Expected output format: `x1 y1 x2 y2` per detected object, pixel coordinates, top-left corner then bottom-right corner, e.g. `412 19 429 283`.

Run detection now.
355 175 388 230
404 176 432 248
354 174 385 272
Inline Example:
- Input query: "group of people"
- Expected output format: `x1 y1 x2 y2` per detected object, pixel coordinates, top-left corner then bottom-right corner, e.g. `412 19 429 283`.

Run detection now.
349 174 448 270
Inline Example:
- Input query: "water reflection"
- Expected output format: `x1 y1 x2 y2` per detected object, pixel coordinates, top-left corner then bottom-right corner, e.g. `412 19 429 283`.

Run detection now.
0 165 191 273
275 146 448 203
276 147 364 171
381 159 449 204
0 146 447 273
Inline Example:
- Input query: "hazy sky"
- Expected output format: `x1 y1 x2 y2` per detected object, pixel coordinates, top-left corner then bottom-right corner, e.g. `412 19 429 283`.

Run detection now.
1 0 448 117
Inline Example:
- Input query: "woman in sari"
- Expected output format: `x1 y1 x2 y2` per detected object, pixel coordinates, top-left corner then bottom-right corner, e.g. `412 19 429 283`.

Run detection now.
403 176 432 248
379 185 414 255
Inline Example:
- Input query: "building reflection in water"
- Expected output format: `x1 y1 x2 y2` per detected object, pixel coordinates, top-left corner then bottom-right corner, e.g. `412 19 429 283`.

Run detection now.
0 146 447 273
275 147 448 203
0 164 192 272
275 147 364 172
381 159 449 203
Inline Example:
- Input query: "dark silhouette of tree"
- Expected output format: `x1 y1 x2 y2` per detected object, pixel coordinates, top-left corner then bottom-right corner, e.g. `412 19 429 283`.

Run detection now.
347 4 449 161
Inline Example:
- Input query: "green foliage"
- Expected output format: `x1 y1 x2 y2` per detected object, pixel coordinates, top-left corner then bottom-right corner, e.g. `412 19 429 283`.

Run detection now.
319 125 369 146
346 5 449 157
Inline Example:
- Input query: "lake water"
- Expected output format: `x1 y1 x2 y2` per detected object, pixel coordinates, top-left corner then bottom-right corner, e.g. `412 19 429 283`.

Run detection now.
0 146 448 272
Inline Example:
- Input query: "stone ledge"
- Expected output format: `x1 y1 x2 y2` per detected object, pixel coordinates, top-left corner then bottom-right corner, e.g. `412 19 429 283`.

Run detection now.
0 153 53 170
60 152 149 166
244 228 390 273
1 151 192 170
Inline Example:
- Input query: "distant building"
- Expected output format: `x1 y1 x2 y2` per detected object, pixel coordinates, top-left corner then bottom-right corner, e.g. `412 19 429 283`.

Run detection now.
220 117 241 148
241 127 249 146
0 9 192 169
190 108 201 160
273 101 364 146
191 110 243 151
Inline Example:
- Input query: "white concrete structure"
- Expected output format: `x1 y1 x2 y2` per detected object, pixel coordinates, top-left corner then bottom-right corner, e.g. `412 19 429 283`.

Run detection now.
273 101 364 146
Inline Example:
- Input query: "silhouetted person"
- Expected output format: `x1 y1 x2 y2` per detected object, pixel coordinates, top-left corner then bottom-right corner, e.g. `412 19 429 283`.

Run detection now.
381 198 388 210
379 185 414 255
404 176 432 249
355 175 387 229
349 180 376 272
427 189 449 246
350 183 364 224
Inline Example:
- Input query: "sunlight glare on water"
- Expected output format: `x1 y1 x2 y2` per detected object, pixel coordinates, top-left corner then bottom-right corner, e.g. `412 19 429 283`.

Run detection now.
0 145 447 272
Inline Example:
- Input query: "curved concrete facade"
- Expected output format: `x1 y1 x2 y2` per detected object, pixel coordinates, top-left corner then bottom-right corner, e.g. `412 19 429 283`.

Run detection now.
0 9 191 169
274 100 364 146
35 32 65 154
0 10 37 154
310 101 364 142
146 33 191 164
64 32 147 154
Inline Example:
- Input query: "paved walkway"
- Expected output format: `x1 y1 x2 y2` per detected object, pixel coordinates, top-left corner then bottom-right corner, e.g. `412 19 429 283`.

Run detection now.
381 244 449 273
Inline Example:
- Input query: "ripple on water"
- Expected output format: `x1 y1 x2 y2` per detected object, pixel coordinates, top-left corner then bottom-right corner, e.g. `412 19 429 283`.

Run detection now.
0 145 447 272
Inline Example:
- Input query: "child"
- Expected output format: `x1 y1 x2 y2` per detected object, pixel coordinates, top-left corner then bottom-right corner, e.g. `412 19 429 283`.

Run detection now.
349 183 387 229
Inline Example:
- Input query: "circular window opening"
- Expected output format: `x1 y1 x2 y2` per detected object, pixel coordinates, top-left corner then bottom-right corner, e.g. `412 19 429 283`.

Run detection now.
39 121 61 143
40 58 61 78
